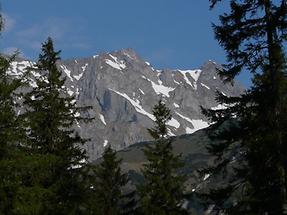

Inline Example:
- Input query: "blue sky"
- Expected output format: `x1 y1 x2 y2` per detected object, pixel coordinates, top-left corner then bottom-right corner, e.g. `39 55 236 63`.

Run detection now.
0 0 251 87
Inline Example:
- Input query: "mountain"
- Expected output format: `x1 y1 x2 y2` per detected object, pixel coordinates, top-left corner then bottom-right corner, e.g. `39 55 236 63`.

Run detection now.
116 127 214 214
8 48 244 161
115 120 240 214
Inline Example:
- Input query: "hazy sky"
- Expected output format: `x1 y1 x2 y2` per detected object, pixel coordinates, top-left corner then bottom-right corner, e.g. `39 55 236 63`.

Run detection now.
0 0 251 87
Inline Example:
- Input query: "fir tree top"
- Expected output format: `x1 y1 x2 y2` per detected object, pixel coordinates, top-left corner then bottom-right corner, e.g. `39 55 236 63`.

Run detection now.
139 100 187 215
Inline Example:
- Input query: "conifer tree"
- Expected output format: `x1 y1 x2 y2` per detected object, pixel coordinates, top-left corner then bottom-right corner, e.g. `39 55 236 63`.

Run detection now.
89 145 130 215
0 16 44 215
0 49 22 214
0 51 21 161
139 100 187 215
200 1 287 214
0 13 32 214
23 37 90 214
0 37 83 215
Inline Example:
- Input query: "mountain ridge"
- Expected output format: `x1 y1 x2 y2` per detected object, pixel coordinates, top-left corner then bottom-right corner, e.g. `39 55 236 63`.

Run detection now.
7 48 244 160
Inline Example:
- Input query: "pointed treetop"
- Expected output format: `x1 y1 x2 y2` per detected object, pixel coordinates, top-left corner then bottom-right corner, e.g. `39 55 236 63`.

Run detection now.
148 99 172 139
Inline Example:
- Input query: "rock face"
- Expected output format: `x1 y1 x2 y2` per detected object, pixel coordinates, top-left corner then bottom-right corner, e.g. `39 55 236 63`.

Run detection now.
8 48 244 161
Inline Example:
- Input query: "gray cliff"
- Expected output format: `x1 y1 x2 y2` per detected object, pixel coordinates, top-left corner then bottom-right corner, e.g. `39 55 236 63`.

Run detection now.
8 49 244 161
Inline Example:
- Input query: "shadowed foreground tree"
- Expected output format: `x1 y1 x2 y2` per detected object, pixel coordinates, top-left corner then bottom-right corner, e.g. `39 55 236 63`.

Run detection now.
0 14 47 214
0 45 23 214
89 145 133 215
200 0 287 214
23 37 91 214
139 100 187 215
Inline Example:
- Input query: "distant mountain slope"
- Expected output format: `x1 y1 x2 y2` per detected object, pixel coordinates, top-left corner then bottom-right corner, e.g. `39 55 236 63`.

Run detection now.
116 127 219 214
117 127 212 183
8 48 244 160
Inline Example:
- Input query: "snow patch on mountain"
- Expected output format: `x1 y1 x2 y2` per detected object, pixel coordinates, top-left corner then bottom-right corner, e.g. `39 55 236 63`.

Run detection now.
60 65 73 81
178 70 193 88
167 128 176 137
67 89 74 96
176 112 194 124
203 173 210 181
105 54 126 70
174 103 180 108
188 120 209 133
81 63 88 72
8 61 29 76
211 104 227 110
167 117 180 129
8 61 44 88
109 89 155 121
70 158 86 169
178 69 202 90
30 70 41 78
141 75 175 97
174 79 180 85
151 81 175 97
103 140 108 147
185 127 192 134
123 52 134 59
139 89 145 95
176 112 209 134
200 83 210 90
99 114 107 125
74 73 83 81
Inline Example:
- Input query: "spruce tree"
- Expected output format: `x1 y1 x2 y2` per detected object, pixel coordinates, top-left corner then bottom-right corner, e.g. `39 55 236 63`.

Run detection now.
23 37 90 214
89 145 129 215
0 51 22 214
0 41 75 215
139 100 187 215
200 1 287 214
0 14 34 214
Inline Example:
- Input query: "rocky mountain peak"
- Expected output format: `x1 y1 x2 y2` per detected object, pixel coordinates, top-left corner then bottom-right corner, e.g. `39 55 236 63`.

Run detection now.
9 49 244 160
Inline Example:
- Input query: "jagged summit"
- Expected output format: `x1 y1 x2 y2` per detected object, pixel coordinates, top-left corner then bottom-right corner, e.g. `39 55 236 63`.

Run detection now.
118 48 140 59
9 49 244 160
